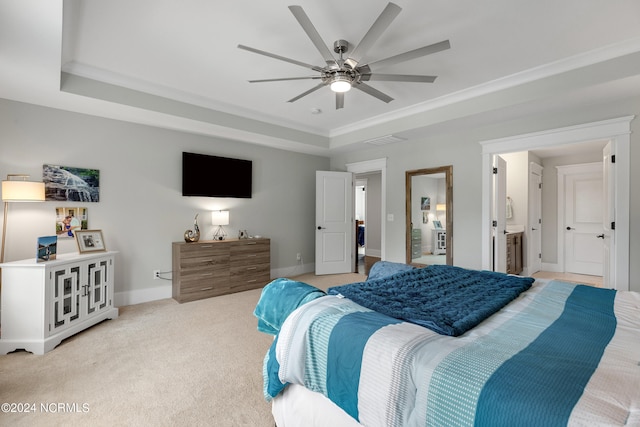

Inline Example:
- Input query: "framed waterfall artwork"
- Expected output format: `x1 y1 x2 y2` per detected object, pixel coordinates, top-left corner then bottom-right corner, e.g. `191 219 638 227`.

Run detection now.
43 164 100 202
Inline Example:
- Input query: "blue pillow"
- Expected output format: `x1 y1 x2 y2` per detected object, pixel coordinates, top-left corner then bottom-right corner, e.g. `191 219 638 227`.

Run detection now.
367 261 415 281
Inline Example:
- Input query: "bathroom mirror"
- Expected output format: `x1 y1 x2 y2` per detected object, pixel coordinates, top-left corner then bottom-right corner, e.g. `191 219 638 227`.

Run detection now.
405 166 453 266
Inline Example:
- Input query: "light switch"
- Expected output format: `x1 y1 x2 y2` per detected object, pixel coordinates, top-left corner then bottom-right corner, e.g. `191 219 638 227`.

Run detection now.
387 214 394 222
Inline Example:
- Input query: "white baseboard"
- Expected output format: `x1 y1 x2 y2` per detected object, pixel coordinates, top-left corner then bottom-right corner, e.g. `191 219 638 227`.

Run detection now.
114 265 316 307
270 263 315 279
541 262 562 273
365 249 381 258
115 285 172 307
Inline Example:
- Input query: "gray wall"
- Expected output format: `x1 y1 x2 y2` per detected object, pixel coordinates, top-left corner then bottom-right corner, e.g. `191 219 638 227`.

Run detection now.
0 99 329 304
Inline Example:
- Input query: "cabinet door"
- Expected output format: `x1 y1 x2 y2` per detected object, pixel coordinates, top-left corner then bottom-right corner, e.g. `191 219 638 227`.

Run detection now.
85 258 112 316
50 265 82 334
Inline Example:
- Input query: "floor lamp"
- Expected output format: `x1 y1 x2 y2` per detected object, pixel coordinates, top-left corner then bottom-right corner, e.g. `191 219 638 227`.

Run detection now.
1 174 46 264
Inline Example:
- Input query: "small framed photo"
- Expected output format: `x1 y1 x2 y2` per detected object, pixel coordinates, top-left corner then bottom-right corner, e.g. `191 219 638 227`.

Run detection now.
432 220 443 229
37 235 58 262
75 230 106 253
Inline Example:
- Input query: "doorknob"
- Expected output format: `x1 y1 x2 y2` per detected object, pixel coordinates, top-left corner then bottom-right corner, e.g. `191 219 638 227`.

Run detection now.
531 227 537 231
317 226 325 230
596 234 605 239
566 226 574 230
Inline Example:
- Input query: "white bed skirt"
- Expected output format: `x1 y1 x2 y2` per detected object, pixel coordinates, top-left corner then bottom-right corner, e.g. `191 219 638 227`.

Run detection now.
272 384 362 427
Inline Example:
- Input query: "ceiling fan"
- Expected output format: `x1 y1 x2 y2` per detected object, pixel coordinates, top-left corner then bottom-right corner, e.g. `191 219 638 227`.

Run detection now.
238 3 450 109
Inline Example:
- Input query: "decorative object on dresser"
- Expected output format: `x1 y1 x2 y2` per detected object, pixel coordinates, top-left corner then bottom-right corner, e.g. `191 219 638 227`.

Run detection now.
172 238 270 303
1 174 45 264
37 235 58 262
75 229 106 254
183 213 201 243
0 251 118 355
211 210 229 241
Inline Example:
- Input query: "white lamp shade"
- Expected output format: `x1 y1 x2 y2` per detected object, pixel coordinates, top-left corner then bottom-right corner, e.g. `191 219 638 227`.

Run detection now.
2 180 45 202
211 210 229 226
436 203 446 211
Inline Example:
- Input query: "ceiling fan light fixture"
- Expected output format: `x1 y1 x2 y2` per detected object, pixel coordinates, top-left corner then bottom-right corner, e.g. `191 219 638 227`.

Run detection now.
329 73 353 93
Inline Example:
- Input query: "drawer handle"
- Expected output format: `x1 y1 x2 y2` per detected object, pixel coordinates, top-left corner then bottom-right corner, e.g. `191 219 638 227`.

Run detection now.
246 254 257 258
246 242 257 245
247 266 257 270
200 273 214 276
200 245 213 248
200 287 213 291
246 279 257 283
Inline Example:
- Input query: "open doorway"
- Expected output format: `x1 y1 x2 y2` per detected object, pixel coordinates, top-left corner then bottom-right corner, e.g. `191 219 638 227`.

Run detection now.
347 159 386 276
493 150 606 287
354 171 382 275
481 117 632 291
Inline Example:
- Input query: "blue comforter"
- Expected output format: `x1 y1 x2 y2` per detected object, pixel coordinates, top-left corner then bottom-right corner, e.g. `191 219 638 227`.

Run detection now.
328 265 534 336
263 280 638 426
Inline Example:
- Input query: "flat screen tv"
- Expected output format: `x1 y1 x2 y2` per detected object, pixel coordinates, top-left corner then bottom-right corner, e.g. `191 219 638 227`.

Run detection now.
182 152 252 198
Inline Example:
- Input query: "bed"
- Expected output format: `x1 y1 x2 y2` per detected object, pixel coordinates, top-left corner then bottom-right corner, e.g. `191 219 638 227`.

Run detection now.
254 263 640 426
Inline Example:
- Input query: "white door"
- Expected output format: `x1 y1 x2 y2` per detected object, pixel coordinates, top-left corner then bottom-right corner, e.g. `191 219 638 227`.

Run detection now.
315 171 354 275
602 142 614 287
563 164 604 276
528 163 543 274
493 156 507 272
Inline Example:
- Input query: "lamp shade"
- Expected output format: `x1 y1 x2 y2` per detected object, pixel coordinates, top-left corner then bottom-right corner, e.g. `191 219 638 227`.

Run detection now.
2 179 45 202
211 210 229 226
436 203 446 211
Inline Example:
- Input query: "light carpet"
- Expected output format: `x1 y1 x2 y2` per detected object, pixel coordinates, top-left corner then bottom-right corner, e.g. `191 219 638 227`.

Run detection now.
0 272 365 427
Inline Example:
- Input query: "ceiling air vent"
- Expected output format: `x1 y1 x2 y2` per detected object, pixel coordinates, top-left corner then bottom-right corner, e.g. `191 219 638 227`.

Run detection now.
362 134 407 146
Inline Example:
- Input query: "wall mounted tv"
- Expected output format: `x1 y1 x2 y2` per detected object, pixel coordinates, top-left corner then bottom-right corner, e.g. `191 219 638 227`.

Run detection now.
182 152 252 198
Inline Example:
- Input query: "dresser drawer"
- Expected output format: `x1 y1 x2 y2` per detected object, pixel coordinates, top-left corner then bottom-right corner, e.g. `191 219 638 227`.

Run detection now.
172 239 271 303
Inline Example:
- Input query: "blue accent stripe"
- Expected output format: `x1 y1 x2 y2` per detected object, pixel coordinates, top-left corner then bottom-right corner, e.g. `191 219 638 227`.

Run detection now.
326 311 402 420
475 285 617 427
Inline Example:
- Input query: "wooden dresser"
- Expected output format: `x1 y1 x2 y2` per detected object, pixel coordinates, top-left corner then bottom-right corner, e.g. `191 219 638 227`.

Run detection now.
172 238 270 303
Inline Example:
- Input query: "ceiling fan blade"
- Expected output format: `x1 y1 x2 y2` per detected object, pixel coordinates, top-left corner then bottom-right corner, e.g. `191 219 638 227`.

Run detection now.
287 83 326 103
288 5 338 68
366 40 450 70
354 82 394 103
361 74 437 83
345 2 402 69
336 92 344 110
238 44 324 72
248 76 321 83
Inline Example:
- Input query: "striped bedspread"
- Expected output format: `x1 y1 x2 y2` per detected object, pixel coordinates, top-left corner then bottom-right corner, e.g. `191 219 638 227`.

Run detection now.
263 280 640 426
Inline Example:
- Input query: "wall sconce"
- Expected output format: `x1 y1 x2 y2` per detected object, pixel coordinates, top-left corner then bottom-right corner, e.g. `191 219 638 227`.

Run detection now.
436 203 446 212
211 210 229 241
1 174 46 263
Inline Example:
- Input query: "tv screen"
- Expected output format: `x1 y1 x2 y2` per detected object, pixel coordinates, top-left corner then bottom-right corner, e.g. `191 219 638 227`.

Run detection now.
182 152 252 198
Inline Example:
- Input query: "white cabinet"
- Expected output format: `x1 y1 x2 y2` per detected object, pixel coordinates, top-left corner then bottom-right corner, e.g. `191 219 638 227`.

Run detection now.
433 229 446 255
0 251 118 355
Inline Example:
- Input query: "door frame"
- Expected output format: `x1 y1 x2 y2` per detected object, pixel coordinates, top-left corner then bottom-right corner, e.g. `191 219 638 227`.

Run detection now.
479 116 633 291
346 158 387 261
528 162 543 275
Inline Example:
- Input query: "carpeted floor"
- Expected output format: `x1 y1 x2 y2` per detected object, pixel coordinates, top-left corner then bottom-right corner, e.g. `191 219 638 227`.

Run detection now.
0 272 365 427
